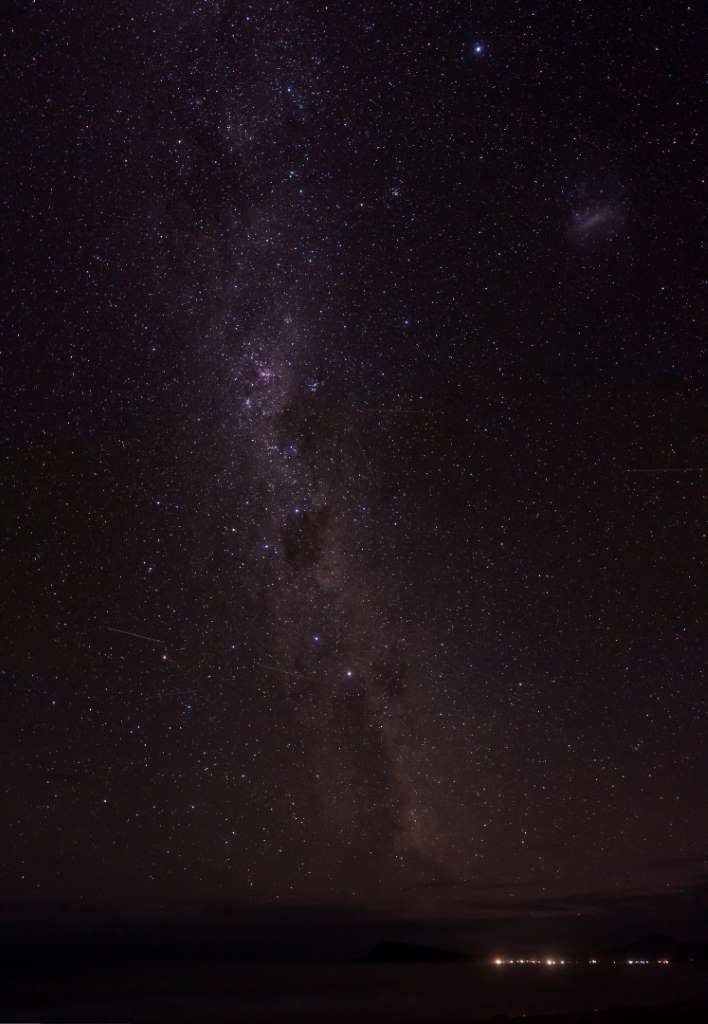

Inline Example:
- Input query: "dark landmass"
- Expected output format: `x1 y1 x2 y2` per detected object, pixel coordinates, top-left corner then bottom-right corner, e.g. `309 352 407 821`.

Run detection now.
3 919 708 1021
3 958 707 1023
485 1004 708 1023
357 940 471 963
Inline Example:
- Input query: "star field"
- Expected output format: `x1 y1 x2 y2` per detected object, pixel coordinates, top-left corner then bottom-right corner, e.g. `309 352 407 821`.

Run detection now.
3 0 705 931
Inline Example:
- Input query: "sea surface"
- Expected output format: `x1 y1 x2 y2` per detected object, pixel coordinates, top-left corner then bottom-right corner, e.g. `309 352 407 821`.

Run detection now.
6 962 708 1021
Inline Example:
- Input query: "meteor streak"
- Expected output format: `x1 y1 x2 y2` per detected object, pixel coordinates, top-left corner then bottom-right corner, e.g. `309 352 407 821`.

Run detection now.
107 626 167 645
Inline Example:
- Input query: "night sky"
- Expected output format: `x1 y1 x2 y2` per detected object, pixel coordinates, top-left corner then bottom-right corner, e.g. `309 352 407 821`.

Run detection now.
4 0 706 946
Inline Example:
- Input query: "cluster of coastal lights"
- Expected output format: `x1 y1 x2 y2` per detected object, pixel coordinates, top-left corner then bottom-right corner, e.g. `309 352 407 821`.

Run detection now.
492 958 671 967
493 958 568 966
626 959 671 966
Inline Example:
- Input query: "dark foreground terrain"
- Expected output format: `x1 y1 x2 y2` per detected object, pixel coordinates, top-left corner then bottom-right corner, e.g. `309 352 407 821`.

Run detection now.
4 962 708 1022
499 1009 707 1024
